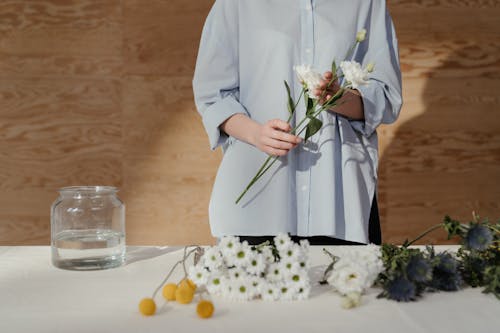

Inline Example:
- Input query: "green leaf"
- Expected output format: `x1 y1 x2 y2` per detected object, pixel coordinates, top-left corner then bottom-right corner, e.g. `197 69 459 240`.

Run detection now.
284 80 295 116
305 117 322 141
331 59 337 75
305 97 314 117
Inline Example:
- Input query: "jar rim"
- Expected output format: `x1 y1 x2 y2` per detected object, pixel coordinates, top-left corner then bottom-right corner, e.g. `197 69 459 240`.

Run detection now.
58 186 118 194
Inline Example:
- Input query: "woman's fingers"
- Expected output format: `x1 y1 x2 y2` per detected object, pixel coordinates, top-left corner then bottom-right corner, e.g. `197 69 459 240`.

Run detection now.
263 137 296 150
269 119 291 132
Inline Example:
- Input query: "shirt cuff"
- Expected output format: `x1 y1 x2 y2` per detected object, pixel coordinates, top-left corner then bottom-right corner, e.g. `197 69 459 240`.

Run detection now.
202 95 250 150
349 82 386 138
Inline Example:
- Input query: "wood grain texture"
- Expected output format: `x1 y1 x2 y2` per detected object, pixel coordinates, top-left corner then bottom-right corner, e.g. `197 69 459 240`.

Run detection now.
0 0 499 246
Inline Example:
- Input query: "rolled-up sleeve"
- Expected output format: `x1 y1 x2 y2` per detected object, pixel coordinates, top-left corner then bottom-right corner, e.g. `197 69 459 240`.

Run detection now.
192 0 249 151
349 1 403 138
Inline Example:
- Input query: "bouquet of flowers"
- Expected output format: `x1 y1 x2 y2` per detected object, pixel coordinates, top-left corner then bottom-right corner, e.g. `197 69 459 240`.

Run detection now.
236 29 374 204
188 234 311 301
321 212 500 308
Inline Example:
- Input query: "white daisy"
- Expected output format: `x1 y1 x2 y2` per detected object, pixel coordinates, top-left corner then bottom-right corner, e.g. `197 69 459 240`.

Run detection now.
279 242 302 262
218 235 241 258
246 252 266 276
260 281 281 301
232 241 252 268
259 246 275 264
229 277 253 301
188 264 209 286
206 273 226 295
201 246 224 271
266 262 285 282
273 233 293 252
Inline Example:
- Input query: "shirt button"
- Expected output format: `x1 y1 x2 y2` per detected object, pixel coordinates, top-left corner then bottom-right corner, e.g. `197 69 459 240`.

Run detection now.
305 48 312 53
305 4 312 11
301 185 308 191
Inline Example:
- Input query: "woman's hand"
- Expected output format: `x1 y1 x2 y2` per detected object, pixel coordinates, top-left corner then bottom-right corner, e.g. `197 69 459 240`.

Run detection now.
311 71 341 105
252 119 302 156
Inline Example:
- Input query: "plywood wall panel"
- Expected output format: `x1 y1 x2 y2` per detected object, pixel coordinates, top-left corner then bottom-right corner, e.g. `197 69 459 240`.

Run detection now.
0 0 499 246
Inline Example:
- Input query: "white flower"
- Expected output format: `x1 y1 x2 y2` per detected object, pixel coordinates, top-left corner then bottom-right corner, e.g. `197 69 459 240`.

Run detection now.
201 246 224 271
341 291 362 309
260 281 281 301
188 265 209 286
267 262 285 282
356 29 367 42
339 61 370 89
366 62 375 73
229 277 254 301
293 65 323 98
277 282 295 301
206 273 226 295
218 235 240 258
327 260 370 295
228 267 247 281
279 242 302 262
273 233 293 252
246 252 266 276
231 241 252 268
259 246 275 264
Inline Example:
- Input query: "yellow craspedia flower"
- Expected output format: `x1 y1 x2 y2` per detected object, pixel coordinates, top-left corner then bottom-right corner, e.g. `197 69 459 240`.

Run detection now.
138 298 156 316
196 300 214 319
175 285 195 304
162 283 177 301
178 278 197 292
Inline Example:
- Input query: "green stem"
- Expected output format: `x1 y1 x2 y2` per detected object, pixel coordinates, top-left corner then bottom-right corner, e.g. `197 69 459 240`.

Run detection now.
405 223 445 247
487 225 500 234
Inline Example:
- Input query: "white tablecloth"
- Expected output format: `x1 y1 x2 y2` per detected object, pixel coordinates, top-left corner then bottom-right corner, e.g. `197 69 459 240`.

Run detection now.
0 245 498 333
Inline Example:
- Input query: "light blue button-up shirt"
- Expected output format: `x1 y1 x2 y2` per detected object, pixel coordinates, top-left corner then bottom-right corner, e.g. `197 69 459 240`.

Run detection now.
192 0 402 244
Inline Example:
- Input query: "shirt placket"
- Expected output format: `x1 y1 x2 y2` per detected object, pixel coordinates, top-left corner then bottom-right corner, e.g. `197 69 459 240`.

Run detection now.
297 0 315 235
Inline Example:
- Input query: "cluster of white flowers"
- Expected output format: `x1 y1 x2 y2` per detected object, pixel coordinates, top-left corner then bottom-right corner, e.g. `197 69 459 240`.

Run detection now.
188 234 311 301
326 243 383 296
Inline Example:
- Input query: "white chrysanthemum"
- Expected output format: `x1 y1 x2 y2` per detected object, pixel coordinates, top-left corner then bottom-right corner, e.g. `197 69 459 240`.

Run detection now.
273 233 293 252
289 271 310 287
201 246 224 271
267 262 285 282
259 246 275 264
293 65 323 99
327 260 370 295
229 277 254 301
206 273 226 295
260 281 281 301
188 264 209 286
246 252 266 276
279 242 302 262
299 239 310 252
218 236 241 265
231 240 252 268
228 267 248 281
280 260 301 279
277 282 295 301
339 61 370 89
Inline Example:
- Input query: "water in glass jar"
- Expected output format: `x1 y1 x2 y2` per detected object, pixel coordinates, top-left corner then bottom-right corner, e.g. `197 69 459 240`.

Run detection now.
52 229 125 270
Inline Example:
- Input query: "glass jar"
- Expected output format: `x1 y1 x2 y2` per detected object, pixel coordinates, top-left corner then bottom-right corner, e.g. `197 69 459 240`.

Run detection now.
51 186 126 270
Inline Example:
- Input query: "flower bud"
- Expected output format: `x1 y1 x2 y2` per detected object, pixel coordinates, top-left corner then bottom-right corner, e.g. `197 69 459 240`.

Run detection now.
365 62 375 73
356 29 367 42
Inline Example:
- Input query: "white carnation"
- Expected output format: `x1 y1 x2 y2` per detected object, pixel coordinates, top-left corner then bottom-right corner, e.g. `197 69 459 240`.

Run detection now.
327 259 370 295
293 64 323 99
339 61 370 89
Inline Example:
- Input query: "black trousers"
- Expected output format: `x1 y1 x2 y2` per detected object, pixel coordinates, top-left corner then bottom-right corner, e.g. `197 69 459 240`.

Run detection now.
238 194 382 246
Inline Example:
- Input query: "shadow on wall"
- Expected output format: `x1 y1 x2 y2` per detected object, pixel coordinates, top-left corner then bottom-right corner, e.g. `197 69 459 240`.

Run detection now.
378 45 500 245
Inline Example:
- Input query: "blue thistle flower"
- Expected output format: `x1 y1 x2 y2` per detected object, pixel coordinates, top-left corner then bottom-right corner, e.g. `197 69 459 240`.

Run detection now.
406 255 433 283
435 252 458 274
431 252 463 291
464 224 493 251
387 277 417 302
